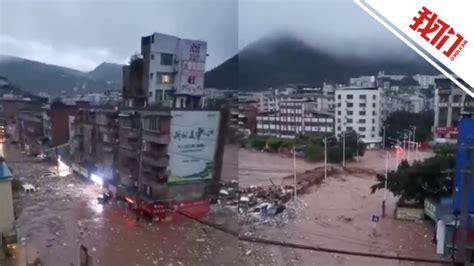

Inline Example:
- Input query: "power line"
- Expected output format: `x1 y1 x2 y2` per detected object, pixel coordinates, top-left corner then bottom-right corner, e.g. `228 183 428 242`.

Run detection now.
171 208 449 265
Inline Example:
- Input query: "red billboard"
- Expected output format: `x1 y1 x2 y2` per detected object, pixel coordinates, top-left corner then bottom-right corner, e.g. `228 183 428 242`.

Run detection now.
436 126 458 135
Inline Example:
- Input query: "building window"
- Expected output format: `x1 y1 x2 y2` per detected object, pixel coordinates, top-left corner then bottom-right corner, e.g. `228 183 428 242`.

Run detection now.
359 95 366 99
347 103 354 108
372 134 375 138
337 95 341 100
150 73 154 80
151 35 155 43
337 119 341 123
358 119 366 123
372 111 376 116
372 119 375 123
372 103 376 108
337 126 341 131
373 95 377 100
160 74 172 84
360 103 366 108
348 111 353 115
144 117 160 132
372 126 375 131
347 119 353 123
161 53 173 65
337 103 341 107
151 54 154 60
359 111 366 115
359 127 366 132
337 111 341 115
347 94 354 99
453 95 462 103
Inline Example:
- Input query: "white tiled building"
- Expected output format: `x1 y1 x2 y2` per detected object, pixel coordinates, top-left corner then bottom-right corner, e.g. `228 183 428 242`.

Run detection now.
141 32 207 108
257 99 334 139
335 87 382 144
349 76 376 87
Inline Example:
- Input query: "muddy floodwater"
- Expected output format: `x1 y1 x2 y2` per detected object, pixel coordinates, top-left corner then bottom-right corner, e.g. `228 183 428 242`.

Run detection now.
2 143 240 266
2 142 447 266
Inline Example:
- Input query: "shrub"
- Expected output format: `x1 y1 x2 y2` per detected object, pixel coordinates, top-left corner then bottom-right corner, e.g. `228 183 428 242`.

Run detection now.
304 143 323 161
249 136 266 150
266 138 283 152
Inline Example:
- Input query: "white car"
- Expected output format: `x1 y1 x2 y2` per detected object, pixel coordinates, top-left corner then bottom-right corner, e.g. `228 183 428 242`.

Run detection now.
22 183 36 193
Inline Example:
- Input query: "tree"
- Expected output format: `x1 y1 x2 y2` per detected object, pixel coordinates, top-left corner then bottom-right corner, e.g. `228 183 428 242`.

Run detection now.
383 111 434 145
304 143 323 161
266 138 283 152
371 148 455 205
249 136 266 150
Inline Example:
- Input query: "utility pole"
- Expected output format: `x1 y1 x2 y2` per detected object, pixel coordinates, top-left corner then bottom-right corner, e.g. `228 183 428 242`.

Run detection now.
324 136 327 180
457 135 474 265
136 114 144 222
407 131 411 162
210 107 229 202
355 131 359 162
382 149 389 217
342 132 346 167
412 126 417 161
293 128 299 200
382 125 386 150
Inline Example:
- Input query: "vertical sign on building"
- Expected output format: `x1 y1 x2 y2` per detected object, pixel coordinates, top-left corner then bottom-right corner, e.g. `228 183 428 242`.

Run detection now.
179 40 207 96
168 110 220 183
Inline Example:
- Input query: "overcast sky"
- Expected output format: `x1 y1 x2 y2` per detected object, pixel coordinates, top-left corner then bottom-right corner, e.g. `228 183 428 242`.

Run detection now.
0 0 403 72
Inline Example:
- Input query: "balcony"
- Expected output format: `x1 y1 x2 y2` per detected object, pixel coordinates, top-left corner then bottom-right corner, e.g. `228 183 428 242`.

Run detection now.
142 132 170 144
142 152 169 168
120 146 138 158
98 124 117 134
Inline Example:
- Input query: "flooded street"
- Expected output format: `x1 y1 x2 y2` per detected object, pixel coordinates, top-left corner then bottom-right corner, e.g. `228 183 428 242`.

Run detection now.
2 142 446 266
238 147 446 265
2 143 241 266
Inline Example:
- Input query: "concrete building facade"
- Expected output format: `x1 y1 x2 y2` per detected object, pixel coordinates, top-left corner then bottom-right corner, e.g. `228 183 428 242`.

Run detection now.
141 33 207 108
335 87 382 143
433 77 473 141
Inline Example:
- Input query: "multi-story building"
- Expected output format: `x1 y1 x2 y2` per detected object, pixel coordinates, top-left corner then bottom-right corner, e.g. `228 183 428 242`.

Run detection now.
433 77 473 141
122 55 147 108
349 76 376 87
238 101 258 135
256 99 334 138
70 107 120 184
137 111 171 200
16 109 48 155
254 91 278 113
141 32 207 108
413 74 445 89
335 87 382 144
45 101 80 147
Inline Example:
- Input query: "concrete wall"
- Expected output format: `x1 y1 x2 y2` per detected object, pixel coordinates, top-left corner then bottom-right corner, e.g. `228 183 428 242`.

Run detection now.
0 180 14 235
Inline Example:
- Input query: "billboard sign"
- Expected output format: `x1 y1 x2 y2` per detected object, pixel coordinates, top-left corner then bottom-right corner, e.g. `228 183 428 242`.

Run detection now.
178 40 207 96
436 126 458 135
453 116 474 213
168 110 220 184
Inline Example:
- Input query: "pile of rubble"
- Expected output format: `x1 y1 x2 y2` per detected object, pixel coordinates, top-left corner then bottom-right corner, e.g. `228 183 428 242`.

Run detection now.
215 166 340 227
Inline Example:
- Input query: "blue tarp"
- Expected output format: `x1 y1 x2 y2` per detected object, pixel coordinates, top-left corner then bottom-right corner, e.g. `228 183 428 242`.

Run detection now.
0 161 13 180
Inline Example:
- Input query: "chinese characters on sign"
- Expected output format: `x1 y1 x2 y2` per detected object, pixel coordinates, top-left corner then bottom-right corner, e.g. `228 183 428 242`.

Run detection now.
173 127 214 142
189 43 201 61
410 7 468 61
